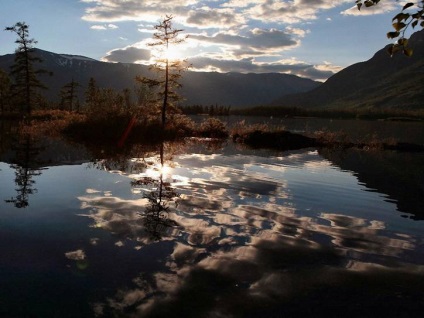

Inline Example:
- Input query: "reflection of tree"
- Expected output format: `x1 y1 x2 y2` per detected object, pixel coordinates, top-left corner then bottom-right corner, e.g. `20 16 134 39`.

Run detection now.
80 143 424 317
5 135 44 208
88 144 162 175
131 143 179 241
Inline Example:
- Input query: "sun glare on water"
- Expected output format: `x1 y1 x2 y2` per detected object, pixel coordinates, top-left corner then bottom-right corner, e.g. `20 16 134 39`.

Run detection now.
145 163 172 179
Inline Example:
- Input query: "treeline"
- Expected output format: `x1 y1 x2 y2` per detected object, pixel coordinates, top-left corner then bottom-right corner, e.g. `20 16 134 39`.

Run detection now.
231 106 307 117
230 106 424 120
175 104 424 121
0 22 163 121
180 104 231 116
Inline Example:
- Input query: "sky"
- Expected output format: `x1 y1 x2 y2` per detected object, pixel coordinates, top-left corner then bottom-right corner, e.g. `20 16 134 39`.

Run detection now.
0 0 415 81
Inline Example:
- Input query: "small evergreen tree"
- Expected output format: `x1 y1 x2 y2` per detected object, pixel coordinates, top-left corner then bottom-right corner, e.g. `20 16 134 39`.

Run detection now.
5 22 50 115
84 77 98 112
60 78 80 112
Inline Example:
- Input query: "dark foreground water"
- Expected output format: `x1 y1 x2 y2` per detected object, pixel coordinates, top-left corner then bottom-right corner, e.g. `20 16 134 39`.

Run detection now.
1 128 424 317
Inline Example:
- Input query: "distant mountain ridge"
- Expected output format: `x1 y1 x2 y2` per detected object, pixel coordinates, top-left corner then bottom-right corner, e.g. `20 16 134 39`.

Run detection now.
272 30 424 110
0 49 320 108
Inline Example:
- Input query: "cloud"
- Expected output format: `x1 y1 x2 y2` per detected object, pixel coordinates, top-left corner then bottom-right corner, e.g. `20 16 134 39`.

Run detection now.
90 23 119 30
80 0 356 25
90 25 107 30
341 2 399 16
245 0 353 23
80 0 388 82
189 55 340 81
186 8 246 28
81 0 197 22
103 46 151 63
191 28 298 51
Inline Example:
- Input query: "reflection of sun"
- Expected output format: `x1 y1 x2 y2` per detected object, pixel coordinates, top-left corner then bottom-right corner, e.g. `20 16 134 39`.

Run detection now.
159 164 172 176
145 163 172 179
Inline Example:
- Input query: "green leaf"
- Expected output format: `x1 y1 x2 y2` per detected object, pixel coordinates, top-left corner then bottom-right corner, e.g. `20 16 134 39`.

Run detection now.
412 20 418 28
357 3 362 10
364 1 374 7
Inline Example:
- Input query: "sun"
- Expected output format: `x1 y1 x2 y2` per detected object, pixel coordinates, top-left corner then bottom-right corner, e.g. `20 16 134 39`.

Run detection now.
151 45 183 62
164 45 183 60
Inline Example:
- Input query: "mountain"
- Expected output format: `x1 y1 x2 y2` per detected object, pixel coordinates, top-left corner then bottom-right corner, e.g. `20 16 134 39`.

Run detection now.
272 30 424 110
0 50 320 108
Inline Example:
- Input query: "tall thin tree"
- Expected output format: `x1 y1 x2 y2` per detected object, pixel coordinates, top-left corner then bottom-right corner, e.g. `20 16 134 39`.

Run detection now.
136 15 190 128
0 69 11 114
5 22 49 115
60 78 80 112
84 77 99 112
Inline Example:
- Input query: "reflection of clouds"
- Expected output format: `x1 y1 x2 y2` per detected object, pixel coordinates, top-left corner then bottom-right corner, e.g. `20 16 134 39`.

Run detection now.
108 288 148 311
90 238 99 246
65 249 86 260
86 188 101 194
346 260 424 274
78 195 180 245
172 215 221 246
317 213 416 259
81 146 424 317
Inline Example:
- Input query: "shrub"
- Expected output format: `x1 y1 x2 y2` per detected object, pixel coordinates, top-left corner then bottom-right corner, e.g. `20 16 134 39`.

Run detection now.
230 120 284 142
165 114 196 137
198 117 229 138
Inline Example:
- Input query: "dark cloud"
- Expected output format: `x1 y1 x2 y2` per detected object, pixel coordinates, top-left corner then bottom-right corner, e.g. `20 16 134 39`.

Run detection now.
81 0 192 22
191 28 297 50
103 46 151 63
186 9 244 27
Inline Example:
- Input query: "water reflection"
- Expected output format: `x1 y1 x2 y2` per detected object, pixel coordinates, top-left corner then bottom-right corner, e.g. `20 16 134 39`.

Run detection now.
4 135 44 208
77 142 424 317
131 143 180 241
1 122 424 317
319 147 424 220
79 141 184 247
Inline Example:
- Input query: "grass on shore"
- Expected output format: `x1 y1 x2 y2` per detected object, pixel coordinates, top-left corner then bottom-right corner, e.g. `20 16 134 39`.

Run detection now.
10 110 424 152
13 110 229 144
230 120 424 152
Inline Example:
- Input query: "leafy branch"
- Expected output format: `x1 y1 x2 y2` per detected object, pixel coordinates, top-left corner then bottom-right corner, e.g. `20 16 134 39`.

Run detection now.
355 0 424 56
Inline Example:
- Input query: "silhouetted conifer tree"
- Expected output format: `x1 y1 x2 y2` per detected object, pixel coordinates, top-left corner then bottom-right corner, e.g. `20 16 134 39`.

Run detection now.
5 22 50 115
60 78 80 112
136 15 190 128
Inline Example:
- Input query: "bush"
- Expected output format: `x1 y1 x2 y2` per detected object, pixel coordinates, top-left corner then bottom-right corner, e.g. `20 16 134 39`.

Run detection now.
197 117 229 138
165 114 196 137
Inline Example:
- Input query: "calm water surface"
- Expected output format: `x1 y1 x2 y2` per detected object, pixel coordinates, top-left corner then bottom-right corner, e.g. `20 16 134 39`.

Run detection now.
214 115 424 144
1 122 424 317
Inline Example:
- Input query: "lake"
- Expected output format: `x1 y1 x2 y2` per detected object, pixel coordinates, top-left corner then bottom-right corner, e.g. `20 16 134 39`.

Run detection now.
1 118 424 317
